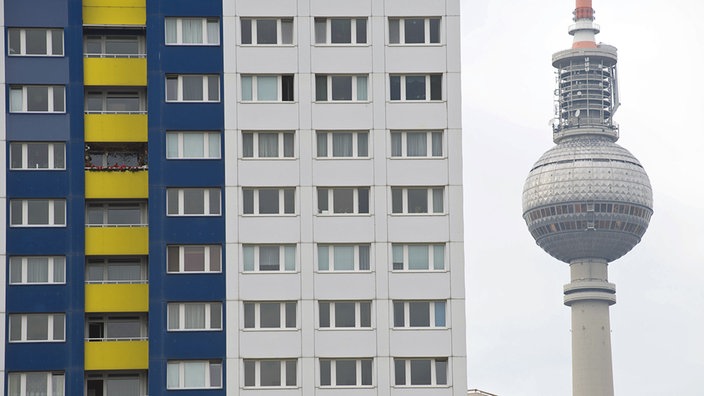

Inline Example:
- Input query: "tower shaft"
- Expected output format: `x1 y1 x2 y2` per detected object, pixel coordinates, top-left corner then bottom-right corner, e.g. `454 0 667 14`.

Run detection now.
564 259 616 396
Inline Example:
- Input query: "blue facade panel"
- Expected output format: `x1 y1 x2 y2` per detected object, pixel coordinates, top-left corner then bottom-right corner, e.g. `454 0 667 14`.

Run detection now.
7 229 73 254
5 0 68 27
7 172 70 196
7 115 71 141
5 343 72 371
6 58 70 84
6 286 68 312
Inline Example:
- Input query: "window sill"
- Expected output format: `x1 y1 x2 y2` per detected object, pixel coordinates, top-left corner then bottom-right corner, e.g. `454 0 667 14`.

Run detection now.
84 111 147 115
9 54 65 58
166 271 222 275
314 100 372 104
316 327 375 331
389 212 447 216
9 340 65 344
316 213 373 217
239 157 298 161
387 100 445 104
239 100 297 104
166 328 222 333
313 43 371 48
9 282 66 286
166 214 222 218
241 271 299 274
315 270 374 274
241 213 298 217
165 100 221 104
10 168 66 171
389 156 446 160
166 157 222 161
387 43 444 47
314 157 372 161
242 328 300 332
392 384 451 388
238 44 297 48
391 326 450 331
9 111 66 114
390 269 448 273
165 43 220 47
10 224 66 228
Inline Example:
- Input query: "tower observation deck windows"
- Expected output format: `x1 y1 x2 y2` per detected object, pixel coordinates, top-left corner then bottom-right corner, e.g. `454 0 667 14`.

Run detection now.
390 74 442 101
10 142 65 170
240 18 293 45
9 86 65 113
8 28 63 56
389 18 441 44
165 17 220 45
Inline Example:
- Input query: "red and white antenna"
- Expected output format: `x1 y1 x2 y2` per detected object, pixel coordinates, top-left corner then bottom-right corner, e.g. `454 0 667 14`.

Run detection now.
570 0 599 48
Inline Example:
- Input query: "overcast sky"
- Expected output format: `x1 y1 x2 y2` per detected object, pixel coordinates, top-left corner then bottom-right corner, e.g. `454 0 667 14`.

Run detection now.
461 1 704 394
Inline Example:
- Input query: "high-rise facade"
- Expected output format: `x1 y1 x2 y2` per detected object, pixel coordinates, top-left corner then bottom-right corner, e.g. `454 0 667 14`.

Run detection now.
2 0 465 395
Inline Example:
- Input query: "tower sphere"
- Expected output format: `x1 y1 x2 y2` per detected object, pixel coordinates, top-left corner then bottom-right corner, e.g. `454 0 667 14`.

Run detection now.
522 135 653 263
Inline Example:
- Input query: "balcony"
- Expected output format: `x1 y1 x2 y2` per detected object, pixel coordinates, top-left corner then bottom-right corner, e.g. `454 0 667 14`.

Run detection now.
85 340 148 370
83 0 146 26
85 171 148 199
85 283 148 312
85 226 148 255
84 113 147 142
84 58 146 86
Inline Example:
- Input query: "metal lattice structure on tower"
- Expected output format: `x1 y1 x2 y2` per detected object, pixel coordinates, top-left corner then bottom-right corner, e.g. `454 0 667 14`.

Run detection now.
522 1 653 395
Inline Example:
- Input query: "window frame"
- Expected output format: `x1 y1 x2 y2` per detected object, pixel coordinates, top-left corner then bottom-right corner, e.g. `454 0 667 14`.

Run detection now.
165 17 220 46
10 142 66 170
84 89 147 114
86 313 148 341
391 187 445 215
314 17 368 45
8 372 65 396
393 358 449 387
165 74 220 103
240 18 294 45
86 256 148 284
85 372 146 396
317 244 371 272
240 74 295 102
315 74 369 102
9 256 66 285
83 34 145 58
390 130 444 158
243 301 297 330
242 187 296 215
242 244 297 272
393 300 447 328
167 302 223 332
8 28 64 56
389 74 443 102
166 245 222 274
388 17 442 45
243 359 298 388
316 187 370 215
241 131 295 159
86 201 148 227
9 85 65 113
318 301 372 329
319 358 373 387
391 243 446 271
315 130 369 159
166 131 221 160
9 313 65 343
166 360 222 390
166 188 221 216
10 199 66 227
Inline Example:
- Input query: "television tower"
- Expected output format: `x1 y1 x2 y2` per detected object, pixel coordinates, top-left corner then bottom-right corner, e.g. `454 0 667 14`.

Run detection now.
522 1 653 395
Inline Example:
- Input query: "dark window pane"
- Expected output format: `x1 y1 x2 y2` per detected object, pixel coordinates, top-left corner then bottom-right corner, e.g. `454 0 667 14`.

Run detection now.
336 360 356 386
242 133 254 157
244 303 255 328
356 19 367 43
331 19 351 43
409 301 430 327
243 189 254 214
319 302 330 327
430 18 441 43
283 133 294 157
51 30 63 54
260 303 281 328
390 76 401 100
317 188 328 213
256 20 277 44
316 75 328 101
391 188 403 213
404 19 425 43
405 76 426 100
8 29 21 54
393 302 405 327
285 302 296 328
394 359 406 385
407 188 428 213
241 19 252 44
333 188 353 213
285 361 297 386
359 302 371 327
167 246 180 272
282 75 294 101
284 189 295 214
331 76 352 100
27 200 49 225
361 359 372 385
358 188 369 214
27 143 49 168
244 361 256 386
389 19 400 44
334 302 355 327
26 29 48 54
357 133 368 157
410 359 432 385
259 246 280 271
183 189 205 214
167 189 179 214
27 86 49 111
259 189 279 214
314 18 326 43
260 361 281 386
436 359 448 385
320 360 331 386
430 74 442 100
183 246 205 271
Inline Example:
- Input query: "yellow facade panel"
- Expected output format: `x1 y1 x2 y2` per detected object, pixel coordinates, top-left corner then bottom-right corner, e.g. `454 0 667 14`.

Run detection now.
83 0 146 26
85 283 149 312
84 114 148 143
85 227 149 256
84 58 146 86
85 340 149 370
85 171 148 199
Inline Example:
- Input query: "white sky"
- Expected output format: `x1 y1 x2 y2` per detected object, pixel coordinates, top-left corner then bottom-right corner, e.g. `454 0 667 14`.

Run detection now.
461 0 704 394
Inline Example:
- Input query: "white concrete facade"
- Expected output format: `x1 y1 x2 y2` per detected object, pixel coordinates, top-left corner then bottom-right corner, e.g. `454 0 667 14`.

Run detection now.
223 0 465 393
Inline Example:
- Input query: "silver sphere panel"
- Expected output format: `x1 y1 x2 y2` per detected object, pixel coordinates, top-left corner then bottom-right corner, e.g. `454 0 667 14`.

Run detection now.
522 137 653 263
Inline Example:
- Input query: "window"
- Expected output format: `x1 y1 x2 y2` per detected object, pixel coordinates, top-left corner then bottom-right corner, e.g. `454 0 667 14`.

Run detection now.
8 28 63 56
242 188 295 215
86 201 147 226
10 199 66 227
168 302 222 331
314 18 367 44
241 75 294 102
389 17 441 44
9 256 65 285
85 142 147 170
166 188 221 216
166 131 220 159
8 372 64 396
10 142 65 170
9 313 65 342
391 131 443 157
389 74 442 101
319 301 372 329
393 301 446 328
166 75 220 102
394 358 448 386
240 18 293 45
165 17 219 45
167 245 221 273
392 244 445 271
85 90 146 113
317 244 370 271
167 360 222 389
243 359 297 388
242 131 294 158
84 34 144 57
315 75 368 102
317 187 370 214
86 373 145 396
391 187 444 214
243 245 296 272
9 85 65 113
243 301 296 329
86 257 147 283
86 314 147 340
316 131 369 158
320 359 373 387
